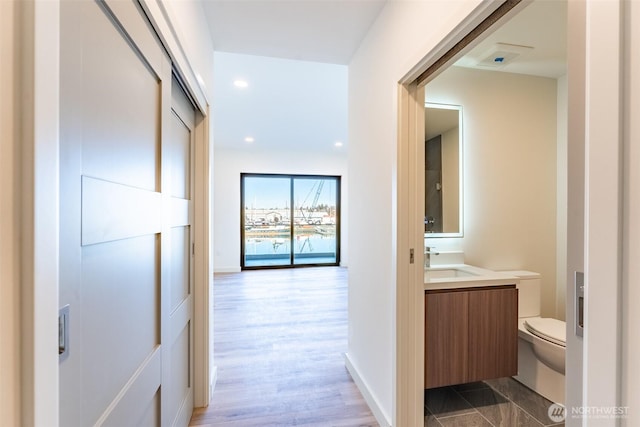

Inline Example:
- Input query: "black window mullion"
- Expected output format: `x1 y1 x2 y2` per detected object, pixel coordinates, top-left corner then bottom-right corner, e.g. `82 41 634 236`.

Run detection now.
289 177 294 265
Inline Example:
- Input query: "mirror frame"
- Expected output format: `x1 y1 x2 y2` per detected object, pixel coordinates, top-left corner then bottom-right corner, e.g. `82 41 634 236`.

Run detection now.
424 102 464 238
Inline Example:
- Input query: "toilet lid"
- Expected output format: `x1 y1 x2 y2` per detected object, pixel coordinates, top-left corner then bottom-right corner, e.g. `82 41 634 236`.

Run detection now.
524 317 566 347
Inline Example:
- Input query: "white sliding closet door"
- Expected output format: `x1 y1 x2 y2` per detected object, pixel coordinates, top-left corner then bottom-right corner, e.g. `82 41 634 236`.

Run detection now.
59 1 194 425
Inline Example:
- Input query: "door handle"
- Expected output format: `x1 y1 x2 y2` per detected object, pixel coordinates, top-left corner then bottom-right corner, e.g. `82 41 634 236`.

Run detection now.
59 305 70 361
575 272 584 337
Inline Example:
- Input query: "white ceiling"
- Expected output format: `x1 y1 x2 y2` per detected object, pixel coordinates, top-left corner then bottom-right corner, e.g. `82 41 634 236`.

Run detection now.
202 0 387 65
213 52 347 152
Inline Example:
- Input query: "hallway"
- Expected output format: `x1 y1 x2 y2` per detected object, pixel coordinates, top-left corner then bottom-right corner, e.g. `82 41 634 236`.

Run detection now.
190 267 378 426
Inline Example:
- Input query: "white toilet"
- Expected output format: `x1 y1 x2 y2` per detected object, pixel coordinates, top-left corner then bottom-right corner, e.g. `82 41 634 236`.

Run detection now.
503 270 566 405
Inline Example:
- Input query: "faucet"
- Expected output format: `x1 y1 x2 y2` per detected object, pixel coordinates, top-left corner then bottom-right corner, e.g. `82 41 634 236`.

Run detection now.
424 246 439 268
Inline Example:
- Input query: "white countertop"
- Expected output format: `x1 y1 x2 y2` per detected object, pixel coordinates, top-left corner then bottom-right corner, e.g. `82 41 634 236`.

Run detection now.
424 264 520 291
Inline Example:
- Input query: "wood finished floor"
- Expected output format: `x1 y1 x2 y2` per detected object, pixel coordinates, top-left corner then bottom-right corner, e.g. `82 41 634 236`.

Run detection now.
189 267 379 427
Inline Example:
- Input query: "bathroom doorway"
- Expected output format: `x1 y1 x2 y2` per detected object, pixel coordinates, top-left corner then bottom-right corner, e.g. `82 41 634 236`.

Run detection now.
395 0 626 423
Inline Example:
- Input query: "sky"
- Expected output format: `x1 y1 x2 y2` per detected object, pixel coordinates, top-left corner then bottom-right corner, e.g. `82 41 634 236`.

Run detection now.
243 176 337 210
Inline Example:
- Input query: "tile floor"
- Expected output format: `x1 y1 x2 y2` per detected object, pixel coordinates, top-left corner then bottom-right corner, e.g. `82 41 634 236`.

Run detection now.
425 378 565 427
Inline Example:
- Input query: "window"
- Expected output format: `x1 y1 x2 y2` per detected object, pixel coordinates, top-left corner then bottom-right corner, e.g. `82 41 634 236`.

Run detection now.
241 174 340 269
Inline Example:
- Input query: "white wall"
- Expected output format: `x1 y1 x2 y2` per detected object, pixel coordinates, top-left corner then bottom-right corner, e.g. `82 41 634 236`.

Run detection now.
213 148 348 272
347 1 484 424
0 1 22 424
163 1 215 101
425 66 559 318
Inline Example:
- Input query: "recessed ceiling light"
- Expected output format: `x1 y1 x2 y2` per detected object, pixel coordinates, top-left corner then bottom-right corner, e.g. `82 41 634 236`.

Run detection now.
234 80 249 88
244 137 255 143
334 141 343 147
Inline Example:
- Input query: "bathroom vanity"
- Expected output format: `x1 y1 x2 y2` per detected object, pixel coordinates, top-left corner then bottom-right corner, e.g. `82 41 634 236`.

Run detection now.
424 265 519 389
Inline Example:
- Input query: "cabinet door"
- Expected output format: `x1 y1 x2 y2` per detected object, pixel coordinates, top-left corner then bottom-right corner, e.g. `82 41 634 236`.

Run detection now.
425 292 469 388
467 288 518 382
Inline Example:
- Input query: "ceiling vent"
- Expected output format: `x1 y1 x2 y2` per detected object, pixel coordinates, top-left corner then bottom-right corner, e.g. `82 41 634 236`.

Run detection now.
477 42 534 69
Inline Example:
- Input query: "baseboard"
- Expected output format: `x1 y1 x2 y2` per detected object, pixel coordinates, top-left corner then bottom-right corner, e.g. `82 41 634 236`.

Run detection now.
209 365 218 400
215 266 347 272
213 266 241 273
344 353 392 427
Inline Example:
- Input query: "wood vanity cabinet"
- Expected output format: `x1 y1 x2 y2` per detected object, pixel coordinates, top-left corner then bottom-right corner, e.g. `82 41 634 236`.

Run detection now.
425 285 518 389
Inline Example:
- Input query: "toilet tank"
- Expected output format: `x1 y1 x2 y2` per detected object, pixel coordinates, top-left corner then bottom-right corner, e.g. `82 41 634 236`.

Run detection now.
501 270 541 318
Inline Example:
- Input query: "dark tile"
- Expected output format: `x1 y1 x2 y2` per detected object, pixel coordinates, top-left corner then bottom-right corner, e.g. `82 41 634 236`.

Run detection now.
460 387 545 427
460 387 509 410
426 387 476 418
425 379 561 427
511 406 546 427
460 388 514 426
437 413 493 427
425 407 443 427
462 387 548 427
484 378 557 425
452 382 490 393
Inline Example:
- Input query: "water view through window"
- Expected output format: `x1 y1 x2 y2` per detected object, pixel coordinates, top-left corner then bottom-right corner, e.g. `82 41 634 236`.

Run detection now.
241 174 340 268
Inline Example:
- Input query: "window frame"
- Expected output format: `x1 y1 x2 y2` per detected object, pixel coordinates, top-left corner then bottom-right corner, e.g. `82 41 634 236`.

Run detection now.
240 173 341 270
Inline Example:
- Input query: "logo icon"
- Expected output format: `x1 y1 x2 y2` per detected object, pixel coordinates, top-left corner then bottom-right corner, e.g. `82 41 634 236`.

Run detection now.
548 403 566 422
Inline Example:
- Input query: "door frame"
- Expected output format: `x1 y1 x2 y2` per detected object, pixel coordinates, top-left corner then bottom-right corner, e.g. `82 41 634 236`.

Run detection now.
20 1 61 424
395 2 527 423
579 0 623 418
21 0 213 424
396 0 624 425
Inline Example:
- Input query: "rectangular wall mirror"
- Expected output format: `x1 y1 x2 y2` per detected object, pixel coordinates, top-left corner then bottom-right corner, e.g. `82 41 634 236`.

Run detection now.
424 103 463 237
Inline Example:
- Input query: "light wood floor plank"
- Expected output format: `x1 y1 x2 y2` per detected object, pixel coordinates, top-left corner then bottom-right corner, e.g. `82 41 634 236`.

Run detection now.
189 267 379 427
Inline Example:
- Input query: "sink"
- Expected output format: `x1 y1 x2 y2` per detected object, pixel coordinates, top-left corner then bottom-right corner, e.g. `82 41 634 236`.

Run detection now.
425 268 478 279
424 264 521 290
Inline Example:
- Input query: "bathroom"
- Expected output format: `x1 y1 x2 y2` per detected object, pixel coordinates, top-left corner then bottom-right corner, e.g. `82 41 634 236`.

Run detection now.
422 0 568 422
